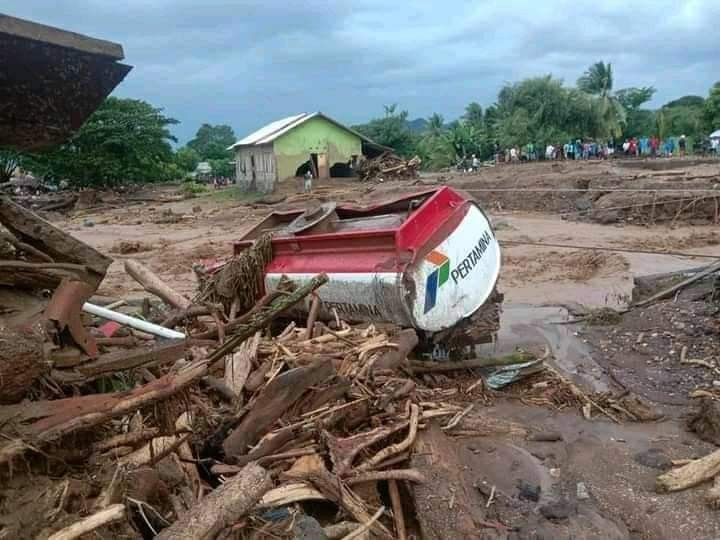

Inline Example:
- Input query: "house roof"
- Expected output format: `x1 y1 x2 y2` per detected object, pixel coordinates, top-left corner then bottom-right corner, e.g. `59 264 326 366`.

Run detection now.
228 112 390 151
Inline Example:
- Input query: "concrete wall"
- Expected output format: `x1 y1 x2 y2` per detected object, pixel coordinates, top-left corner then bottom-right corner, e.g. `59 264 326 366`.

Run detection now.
234 144 276 193
273 116 362 183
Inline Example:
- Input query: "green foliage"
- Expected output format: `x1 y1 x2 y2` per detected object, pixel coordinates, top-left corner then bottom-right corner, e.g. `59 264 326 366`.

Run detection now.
353 105 420 157
175 146 200 172
703 82 720 132
664 95 705 109
493 76 601 148
624 109 657 138
615 87 656 110
0 150 19 183
463 102 484 129
182 182 209 196
187 124 236 160
576 61 626 138
657 105 704 139
208 158 234 178
577 61 614 96
21 97 179 187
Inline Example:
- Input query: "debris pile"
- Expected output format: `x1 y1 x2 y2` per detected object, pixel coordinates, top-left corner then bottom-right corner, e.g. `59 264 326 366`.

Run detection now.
356 152 421 182
0 198 651 538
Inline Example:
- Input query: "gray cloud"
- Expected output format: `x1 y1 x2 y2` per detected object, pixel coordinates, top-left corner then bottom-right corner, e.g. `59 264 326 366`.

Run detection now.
3 0 718 143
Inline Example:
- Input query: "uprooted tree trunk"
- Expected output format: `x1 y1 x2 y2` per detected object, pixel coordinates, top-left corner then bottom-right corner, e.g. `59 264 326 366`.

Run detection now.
657 448 720 492
0 361 207 464
0 323 48 404
156 463 272 540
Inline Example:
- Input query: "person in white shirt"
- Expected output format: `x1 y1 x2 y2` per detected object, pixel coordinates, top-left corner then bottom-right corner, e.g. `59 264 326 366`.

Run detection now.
545 144 554 160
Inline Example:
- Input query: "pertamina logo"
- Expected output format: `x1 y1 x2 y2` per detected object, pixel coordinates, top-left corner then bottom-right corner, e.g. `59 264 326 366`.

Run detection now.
423 250 450 313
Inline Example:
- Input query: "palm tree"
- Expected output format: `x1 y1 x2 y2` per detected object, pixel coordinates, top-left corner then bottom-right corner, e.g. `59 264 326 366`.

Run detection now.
426 113 445 138
577 61 626 138
577 61 614 96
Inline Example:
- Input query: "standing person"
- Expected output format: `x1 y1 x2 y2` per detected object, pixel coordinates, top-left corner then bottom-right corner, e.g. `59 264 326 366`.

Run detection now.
510 146 518 162
493 141 500 164
622 139 630 156
471 154 480 172
650 136 659 157
303 170 313 193
545 143 554 160
679 135 687 157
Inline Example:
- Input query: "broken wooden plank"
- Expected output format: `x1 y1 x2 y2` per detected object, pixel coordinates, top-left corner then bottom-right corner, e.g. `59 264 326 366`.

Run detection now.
75 340 186 378
224 333 258 398
222 360 333 457
0 196 111 286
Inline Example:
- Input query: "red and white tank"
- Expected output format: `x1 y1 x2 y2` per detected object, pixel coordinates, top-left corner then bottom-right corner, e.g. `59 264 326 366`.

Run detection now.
234 187 501 334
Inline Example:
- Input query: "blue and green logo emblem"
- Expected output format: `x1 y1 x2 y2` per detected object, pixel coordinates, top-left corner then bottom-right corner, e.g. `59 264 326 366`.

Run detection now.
424 251 450 313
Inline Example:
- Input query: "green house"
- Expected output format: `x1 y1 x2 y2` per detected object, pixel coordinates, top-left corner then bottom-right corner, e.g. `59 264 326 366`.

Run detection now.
228 112 387 193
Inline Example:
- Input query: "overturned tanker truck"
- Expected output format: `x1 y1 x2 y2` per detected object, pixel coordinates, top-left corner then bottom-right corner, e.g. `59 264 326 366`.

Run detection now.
234 187 503 351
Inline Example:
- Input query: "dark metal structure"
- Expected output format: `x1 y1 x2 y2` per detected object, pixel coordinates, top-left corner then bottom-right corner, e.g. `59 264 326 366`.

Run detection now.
0 13 132 150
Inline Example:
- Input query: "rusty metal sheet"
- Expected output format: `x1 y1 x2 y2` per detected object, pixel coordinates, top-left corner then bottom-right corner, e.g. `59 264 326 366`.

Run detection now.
44 279 98 357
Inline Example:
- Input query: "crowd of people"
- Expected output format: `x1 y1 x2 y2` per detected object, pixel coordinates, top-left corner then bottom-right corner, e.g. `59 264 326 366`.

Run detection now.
492 134 693 165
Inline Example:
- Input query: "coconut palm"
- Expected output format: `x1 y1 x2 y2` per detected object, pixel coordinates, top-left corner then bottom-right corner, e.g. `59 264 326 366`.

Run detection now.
426 113 445 138
577 61 626 139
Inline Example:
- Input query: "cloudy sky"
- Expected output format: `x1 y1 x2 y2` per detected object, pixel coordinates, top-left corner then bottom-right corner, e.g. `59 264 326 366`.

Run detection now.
5 1 719 143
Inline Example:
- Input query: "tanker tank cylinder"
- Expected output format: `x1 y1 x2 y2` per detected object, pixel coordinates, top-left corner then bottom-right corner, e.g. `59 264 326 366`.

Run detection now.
235 187 503 351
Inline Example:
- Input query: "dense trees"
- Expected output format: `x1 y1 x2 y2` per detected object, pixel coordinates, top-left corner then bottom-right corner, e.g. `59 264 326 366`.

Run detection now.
356 63 718 166
19 98 179 187
9 103 237 186
177 124 237 177
703 83 720 133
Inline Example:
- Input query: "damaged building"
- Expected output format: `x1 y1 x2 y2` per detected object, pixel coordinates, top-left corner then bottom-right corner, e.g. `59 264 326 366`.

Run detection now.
228 112 388 193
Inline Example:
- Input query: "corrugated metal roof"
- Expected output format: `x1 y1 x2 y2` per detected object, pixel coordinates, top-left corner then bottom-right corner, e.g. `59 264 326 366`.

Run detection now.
228 112 391 151
228 113 308 149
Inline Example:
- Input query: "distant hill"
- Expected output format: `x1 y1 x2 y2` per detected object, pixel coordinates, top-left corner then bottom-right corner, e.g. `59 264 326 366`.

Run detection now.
406 118 428 132
663 95 704 109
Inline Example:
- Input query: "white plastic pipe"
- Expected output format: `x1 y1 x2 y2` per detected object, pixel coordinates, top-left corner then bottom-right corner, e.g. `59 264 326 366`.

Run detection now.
82 302 186 340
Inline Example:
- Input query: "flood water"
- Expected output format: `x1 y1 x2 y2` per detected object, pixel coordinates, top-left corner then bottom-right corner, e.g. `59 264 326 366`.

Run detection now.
477 303 610 391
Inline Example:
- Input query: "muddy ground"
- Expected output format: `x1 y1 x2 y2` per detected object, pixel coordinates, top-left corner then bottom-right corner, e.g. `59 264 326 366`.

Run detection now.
43 158 720 538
